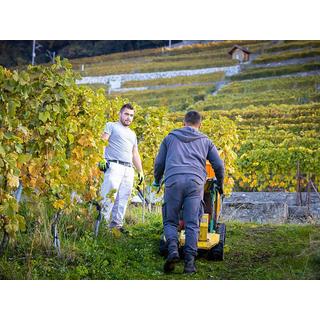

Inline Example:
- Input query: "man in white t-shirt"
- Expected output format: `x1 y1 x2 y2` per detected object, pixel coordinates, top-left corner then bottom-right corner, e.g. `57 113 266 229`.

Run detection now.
100 103 144 233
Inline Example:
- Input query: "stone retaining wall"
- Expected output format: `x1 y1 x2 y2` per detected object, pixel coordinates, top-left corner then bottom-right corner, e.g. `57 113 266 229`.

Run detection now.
76 65 241 89
221 192 320 224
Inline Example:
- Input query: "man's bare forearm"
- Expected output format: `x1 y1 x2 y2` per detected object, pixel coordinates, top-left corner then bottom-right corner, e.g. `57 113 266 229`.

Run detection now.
133 149 143 172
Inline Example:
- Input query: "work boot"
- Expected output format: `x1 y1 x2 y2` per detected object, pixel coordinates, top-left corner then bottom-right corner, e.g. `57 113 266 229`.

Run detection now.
118 226 130 235
184 255 196 274
164 240 180 273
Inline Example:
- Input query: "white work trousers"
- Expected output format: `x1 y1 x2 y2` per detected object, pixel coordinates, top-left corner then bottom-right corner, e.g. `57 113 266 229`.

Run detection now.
100 162 134 228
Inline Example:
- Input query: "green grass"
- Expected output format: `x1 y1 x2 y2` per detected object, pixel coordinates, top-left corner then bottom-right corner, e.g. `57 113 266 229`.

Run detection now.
1 208 319 280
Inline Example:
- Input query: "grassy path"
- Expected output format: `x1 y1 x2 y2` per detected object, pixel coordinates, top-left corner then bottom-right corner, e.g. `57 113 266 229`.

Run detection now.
1 212 319 280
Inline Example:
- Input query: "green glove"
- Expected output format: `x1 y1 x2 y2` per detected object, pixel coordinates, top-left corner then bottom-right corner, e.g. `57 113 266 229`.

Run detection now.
152 181 160 188
98 159 108 172
138 171 144 185
151 181 161 193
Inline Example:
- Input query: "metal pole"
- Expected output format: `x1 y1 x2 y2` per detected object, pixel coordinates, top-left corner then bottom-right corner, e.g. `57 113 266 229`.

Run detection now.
142 184 145 223
31 40 36 65
51 212 61 256
296 161 302 206
169 40 172 48
306 178 311 213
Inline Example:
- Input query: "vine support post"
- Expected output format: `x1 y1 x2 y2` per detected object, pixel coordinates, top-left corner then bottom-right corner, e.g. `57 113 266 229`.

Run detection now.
51 211 61 256
93 201 102 238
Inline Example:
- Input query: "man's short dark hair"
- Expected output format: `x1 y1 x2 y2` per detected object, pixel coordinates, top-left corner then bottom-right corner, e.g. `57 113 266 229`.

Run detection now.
120 103 134 113
184 110 202 125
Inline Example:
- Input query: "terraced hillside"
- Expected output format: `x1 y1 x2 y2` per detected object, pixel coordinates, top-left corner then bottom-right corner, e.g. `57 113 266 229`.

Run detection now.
72 40 266 76
71 40 320 192
194 75 320 110
74 41 319 111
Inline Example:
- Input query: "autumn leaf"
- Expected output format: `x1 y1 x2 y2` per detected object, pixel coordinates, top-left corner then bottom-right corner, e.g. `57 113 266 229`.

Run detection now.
53 199 65 209
7 173 20 189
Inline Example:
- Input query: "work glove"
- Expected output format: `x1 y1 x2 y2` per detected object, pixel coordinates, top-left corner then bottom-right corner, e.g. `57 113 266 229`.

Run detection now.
98 159 109 172
138 171 144 185
151 181 161 193
217 185 224 196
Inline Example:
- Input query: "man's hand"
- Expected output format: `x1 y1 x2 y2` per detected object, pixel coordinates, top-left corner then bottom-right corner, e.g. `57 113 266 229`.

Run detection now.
101 133 110 142
98 159 109 172
138 171 144 185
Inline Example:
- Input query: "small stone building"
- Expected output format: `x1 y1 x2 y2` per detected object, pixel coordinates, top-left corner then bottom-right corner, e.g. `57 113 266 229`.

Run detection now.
228 45 251 62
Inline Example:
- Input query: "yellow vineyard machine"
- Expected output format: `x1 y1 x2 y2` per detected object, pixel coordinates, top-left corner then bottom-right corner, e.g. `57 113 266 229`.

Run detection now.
160 161 226 260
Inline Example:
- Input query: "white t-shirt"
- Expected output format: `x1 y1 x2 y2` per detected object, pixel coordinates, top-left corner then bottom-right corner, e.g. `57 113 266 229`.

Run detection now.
103 121 137 164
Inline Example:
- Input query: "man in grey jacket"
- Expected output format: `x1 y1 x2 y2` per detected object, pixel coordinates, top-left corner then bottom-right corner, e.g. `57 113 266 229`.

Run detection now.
154 110 224 274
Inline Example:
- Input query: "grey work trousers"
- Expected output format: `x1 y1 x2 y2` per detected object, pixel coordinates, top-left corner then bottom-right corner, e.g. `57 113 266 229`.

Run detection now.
162 174 204 257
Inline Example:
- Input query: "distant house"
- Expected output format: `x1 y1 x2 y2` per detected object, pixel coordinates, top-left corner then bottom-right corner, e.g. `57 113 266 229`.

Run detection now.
228 45 251 62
